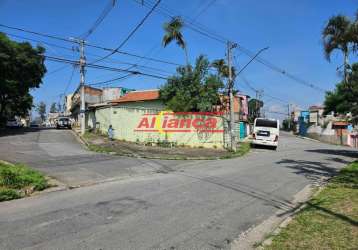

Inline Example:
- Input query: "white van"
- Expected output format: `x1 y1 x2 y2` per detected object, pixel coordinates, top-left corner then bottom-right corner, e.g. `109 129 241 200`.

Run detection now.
252 118 279 150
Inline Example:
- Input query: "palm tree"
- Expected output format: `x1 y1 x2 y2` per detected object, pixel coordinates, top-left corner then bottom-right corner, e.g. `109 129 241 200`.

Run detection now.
322 15 355 83
211 59 236 80
211 59 227 78
162 16 189 65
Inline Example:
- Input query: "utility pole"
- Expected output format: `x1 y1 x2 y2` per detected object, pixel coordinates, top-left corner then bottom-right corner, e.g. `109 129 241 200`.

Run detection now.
227 41 237 152
287 104 291 130
255 89 263 118
70 37 86 134
79 39 86 135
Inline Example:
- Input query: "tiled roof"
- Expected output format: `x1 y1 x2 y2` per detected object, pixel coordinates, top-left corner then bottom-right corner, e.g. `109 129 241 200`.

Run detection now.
111 89 159 103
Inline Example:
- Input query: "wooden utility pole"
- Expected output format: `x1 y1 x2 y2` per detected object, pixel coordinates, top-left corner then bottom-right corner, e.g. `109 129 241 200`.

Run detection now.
79 40 86 135
71 38 86 135
227 41 237 152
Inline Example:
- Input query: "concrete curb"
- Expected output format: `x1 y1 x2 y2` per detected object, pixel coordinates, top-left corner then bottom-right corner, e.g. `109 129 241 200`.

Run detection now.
70 129 90 148
231 184 314 250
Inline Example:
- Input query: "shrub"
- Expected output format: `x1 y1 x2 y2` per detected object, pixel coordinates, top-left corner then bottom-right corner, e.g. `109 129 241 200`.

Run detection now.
0 188 21 201
0 163 48 191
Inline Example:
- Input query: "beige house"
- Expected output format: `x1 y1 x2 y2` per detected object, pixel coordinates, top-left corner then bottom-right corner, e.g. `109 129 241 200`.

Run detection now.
87 89 233 149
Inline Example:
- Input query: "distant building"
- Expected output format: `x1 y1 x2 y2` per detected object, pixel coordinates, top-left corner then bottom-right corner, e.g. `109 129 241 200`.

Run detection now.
69 86 133 127
47 112 60 127
64 94 73 116
308 105 324 126
70 86 103 126
102 87 133 103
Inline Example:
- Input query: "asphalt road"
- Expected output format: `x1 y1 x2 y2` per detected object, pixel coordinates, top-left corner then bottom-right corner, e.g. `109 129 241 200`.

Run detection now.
0 128 357 250
0 128 189 186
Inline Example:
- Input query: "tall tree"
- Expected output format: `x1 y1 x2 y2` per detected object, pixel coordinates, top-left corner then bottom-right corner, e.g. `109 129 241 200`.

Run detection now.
50 102 57 113
159 55 224 112
211 59 236 80
324 63 358 124
322 14 357 83
248 99 263 123
162 16 189 65
0 33 46 125
36 102 46 122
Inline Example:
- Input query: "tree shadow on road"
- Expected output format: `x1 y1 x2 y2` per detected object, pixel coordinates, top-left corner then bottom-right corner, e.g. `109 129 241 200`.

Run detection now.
305 149 358 159
276 159 338 183
325 157 352 165
176 172 295 211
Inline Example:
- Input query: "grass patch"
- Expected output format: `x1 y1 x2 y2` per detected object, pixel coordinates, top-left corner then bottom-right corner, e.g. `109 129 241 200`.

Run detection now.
0 162 48 202
88 144 114 153
265 161 358 250
237 142 251 156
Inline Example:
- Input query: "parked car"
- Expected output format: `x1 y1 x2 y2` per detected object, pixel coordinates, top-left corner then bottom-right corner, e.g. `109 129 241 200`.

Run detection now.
30 122 39 128
56 117 71 129
252 118 280 150
6 119 22 128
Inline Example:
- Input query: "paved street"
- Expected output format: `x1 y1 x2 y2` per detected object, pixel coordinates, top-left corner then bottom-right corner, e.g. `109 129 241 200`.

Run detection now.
0 128 189 187
0 128 357 249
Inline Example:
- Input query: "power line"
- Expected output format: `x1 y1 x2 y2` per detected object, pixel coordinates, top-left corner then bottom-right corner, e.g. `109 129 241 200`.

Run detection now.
87 42 181 66
2 31 75 52
92 0 161 64
235 47 327 93
0 23 182 67
87 73 135 86
2 30 179 79
1 10 326 93
132 0 227 43
63 66 77 95
132 0 327 93
43 55 168 80
190 0 218 23
81 0 116 39
46 65 69 75
0 23 73 43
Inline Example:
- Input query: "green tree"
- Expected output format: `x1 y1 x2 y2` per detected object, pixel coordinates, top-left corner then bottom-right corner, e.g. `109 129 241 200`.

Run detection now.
248 99 263 123
211 59 236 80
50 102 57 113
159 55 224 112
0 33 46 125
36 102 46 122
162 16 189 65
322 14 357 83
324 63 358 124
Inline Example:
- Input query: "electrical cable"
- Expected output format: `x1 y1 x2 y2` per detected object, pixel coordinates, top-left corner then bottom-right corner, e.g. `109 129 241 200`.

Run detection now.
43 55 168 80
91 0 161 64
81 0 116 39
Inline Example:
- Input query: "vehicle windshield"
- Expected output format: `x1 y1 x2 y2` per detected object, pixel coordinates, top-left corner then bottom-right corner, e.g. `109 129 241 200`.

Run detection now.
59 118 68 122
255 119 277 128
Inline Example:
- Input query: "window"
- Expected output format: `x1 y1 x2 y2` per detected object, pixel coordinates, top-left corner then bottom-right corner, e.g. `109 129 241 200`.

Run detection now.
255 119 277 128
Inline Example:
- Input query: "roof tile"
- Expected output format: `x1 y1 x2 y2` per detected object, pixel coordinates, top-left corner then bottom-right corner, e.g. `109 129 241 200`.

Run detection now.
111 90 159 103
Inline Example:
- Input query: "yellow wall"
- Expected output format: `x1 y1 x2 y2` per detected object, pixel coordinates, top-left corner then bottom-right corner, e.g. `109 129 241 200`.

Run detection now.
92 105 229 149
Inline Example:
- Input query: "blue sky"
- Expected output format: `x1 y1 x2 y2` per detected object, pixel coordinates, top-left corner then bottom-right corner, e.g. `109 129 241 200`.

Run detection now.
0 0 357 118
